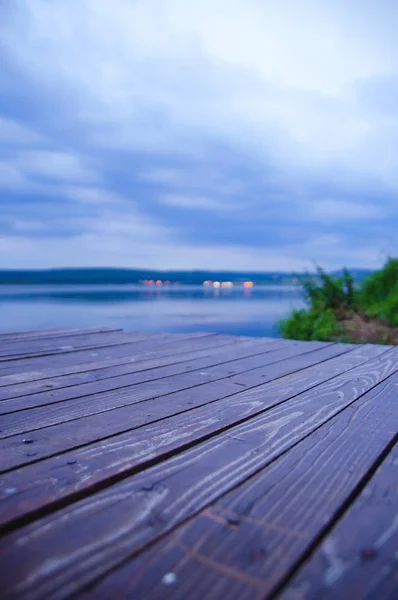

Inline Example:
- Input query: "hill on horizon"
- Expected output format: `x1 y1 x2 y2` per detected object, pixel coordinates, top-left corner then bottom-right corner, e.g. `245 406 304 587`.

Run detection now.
0 267 375 285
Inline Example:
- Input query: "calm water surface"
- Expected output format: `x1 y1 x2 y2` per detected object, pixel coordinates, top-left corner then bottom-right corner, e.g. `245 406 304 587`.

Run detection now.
0 285 304 337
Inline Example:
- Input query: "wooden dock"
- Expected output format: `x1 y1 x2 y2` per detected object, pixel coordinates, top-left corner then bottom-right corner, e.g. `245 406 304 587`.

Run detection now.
0 328 397 599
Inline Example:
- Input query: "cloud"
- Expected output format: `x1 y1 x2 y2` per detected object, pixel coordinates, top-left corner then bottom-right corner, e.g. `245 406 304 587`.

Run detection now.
312 199 383 221
0 0 397 269
14 151 97 183
0 117 46 147
160 194 239 211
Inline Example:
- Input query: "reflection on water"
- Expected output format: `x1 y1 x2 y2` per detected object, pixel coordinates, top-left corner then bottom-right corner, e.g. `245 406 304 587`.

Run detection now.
0 285 305 337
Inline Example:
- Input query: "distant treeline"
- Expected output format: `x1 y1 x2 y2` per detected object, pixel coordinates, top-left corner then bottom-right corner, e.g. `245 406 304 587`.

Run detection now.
0 268 374 286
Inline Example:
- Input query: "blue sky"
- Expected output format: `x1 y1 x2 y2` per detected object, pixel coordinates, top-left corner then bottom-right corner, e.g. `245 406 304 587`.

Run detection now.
1 0 397 271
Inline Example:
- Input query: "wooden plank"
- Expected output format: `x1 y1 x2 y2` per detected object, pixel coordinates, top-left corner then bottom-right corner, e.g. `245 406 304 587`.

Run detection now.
0 344 384 531
0 331 183 362
0 329 129 356
0 327 121 342
103 367 398 600
0 333 219 376
0 331 145 358
279 442 398 600
0 340 329 438
0 333 235 388
0 343 369 473
0 333 166 370
0 338 295 414
0 336 278 403
0 331 222 360
0 350 396 599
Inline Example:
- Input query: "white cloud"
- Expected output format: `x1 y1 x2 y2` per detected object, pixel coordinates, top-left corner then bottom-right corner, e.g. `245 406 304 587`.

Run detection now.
1 0 397 269
0 161 28 189
160 194 238 211
3 0 398 188
15 150 97 182
312 199 383 221
0 117 46 146
0 227 389 272
64 187 123 205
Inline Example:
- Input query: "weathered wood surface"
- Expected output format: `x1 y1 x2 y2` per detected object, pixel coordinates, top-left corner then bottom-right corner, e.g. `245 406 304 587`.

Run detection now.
0 342 354 472
0 337 290 412
0 327 120 342
0 331 166 362
0 340 333 438
279 441 398 600
0 329 396 600
0 332 238 388
99 369 397 600
0 332 218 375
0 329 145 357
0 343 378 529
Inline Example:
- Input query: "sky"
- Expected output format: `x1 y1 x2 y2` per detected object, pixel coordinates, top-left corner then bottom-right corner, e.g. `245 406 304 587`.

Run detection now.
1 0 397 271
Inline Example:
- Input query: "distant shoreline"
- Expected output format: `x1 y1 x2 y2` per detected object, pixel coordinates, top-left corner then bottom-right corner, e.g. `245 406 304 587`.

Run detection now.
0 268 374 287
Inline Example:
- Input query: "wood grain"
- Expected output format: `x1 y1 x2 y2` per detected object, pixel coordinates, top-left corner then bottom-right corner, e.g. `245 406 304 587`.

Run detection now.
279 442 398 600
0 343 371 528
0 344 371 474
0 330 141 357
0 333 231 389
102 368 398 600
0 338 288 411
0 341 329 439
0 333 220 376
0 331 169 361
0 327 121 342
0 348 396 600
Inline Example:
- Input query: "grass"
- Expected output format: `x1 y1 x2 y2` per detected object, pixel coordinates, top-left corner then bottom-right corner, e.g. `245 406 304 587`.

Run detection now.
279 257 398 344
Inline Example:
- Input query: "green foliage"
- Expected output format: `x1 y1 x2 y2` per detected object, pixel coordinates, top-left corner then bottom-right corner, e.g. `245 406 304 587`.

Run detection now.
360 258 398 305
302 267 358 313
279 308 338 341
279 257 397 342
368 290 398 327
359 257 398 327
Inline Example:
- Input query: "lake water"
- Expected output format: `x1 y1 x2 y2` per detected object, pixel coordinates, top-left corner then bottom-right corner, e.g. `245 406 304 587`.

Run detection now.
0 285 305 337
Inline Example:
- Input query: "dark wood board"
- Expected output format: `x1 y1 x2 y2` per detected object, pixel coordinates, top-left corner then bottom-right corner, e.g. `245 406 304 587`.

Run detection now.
279 442 398 600
79 383 398 600
0 333 221 376
0 341 331 439
0 343 373 529
0 327 121 342
0 333 234 388
95 369 398 600
0 349 396 599
0 343 375 474
0 331 199 364
0 330 139 357
0 338 290 411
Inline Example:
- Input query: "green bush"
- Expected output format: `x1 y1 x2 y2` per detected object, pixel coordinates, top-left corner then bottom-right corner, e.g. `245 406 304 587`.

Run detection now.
279 257 397 342
279 308 338 341
360 258 398 305
302 267 358 313
359 258 398 327
369 292 398 327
